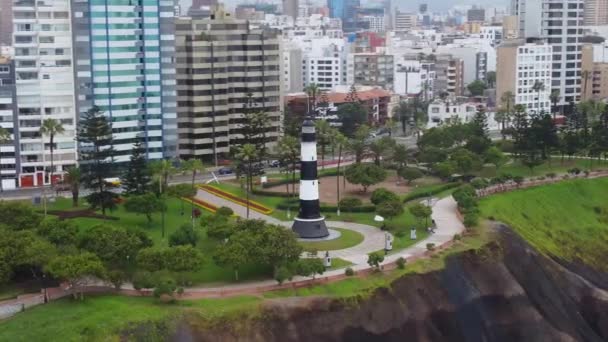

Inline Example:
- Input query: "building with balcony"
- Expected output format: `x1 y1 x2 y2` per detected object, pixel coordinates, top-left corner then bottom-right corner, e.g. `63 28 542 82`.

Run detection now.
175 5 283 163
434 54 465 97
71 0 177 164
581 42 608 100
12 0 77 186
347 52 394 90
0 56 18 190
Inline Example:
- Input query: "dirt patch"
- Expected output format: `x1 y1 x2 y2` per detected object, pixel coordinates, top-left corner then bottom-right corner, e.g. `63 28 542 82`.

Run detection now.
47 209 119 221
265 174 412 204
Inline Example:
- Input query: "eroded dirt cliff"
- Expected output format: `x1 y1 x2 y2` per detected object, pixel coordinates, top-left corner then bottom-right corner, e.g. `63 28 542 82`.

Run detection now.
165 225 608 342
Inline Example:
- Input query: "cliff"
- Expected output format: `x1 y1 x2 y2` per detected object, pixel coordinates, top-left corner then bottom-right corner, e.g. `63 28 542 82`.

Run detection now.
166 224 608 342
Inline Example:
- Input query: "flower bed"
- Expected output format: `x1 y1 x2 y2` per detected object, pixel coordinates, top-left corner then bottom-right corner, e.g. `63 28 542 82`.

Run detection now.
182 197 218 213
199 184 273 215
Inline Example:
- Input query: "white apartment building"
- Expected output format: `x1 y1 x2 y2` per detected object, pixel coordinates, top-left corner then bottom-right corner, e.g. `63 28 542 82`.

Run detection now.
497 40 553 114
512 0 585 104
393 59 435 99
288 36 347 90
436 43 490 85
427 100 479 127
480 25 503 47
303 46 346 90
361 15 385 33
13 0 77 185
394 11 417 31
281 43 303 93
0 57 17 190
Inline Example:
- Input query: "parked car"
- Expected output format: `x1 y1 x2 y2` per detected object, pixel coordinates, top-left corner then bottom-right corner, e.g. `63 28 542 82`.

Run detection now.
218 167 234 175
269 160 281 168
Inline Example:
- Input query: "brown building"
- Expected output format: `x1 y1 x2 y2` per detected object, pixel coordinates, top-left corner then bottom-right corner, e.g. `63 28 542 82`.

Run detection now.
581 43 608 100
434 54 465 98
502 16 518 40
584 0 608 25
285 87 394 124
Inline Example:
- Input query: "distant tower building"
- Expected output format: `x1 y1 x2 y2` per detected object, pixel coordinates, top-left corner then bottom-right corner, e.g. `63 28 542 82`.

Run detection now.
467 7 486 22
292 117 329 239
584 0 608 25
0 0 12 46
419 3 428 13
283 0 299 19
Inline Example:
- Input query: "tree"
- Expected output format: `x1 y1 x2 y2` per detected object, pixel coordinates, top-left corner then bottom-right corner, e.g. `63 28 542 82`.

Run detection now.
150 159 177 238
276 135 300 210
371 188 399 205
367 252 384 270
213 232 252 281
345 163 387 192
37 217 78 246
169 224 199 247
393 101 412 135
392 144 409 170
467 80 487 96
484 146 507 169
409 203 433 227
45 253 106 299
167 183 197 216
64 167 81 207
0 201 42 231
241 105 271 159
79 224 152 266
550 90 560 119
486 71 496 88
121 140 151 195
315 119 332 168
450 148 481 176
78 107 117 216
399 167 423 184
348 125 371 163
0 127 10 194
181 158 205 227
164 245 204 272
235 144 258 218
369 136 396 166
376 199 404 221
337 102 367 137
466 106 491 154
295 258 325 279
204 211 234 240
531 81 545 112
40 118 65 186
304 83 321 111
432 160 455 180
124 193 166 226
332 131 348 215
256 224 303 272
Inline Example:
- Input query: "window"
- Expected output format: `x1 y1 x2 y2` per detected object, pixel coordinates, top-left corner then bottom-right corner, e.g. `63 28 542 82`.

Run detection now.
0 66 9 73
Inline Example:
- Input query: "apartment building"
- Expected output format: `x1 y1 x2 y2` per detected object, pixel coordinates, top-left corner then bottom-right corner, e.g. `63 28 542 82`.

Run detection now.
584 0 608 25
0 56 17 190
393 58 435 99
71 0 178 163
302 43 346 90
281 44 303 93
175 6 282 163
581 42 608 100
434 54 465 97
0 0 12 46
394 10 417 32
13 0 77 186
512 0 585 104
347 53 394 90
496 39 552 113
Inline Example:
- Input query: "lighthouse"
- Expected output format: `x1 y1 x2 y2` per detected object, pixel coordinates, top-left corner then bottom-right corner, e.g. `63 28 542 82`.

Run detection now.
292 117 329 238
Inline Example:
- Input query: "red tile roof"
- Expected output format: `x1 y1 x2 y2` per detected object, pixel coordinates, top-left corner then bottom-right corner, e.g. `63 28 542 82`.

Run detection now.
286 88 391 103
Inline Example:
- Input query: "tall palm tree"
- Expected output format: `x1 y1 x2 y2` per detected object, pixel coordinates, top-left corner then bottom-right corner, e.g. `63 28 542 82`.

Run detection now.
65 166 81 207
150 159 176 238
582 70 591 100
0 127 10 195
236 144 258 219
315 119 331 169
181 158 205 228
40 118 65 186
304 83 320 112
531 81 545 114
332 131 347 216
550 90 560 120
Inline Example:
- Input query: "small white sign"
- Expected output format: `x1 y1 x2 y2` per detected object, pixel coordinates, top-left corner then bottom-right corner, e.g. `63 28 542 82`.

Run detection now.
261 176 268 183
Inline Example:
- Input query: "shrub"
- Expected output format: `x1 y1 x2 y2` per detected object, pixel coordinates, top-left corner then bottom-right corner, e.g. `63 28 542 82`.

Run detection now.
426 243 436 251
274 266 293 285
320 204 376 213
174 272 195 287
471 178 489 189
371 188 399 205
252 188 293 197
513 176 524 186
398 167 424 184
396 257 406 269
132 271 154 290
153 275 177 301
568 168 581 175
463 213 479 228
584 170 590 177
479 164 497 178
402 183 461 203
546 172 556 179
376 199 404 220
453 234 462 241
339 197 363 211
169 224 198 247
216 206 234 216
108 270 126 290
367 252 385 270
345 267 355 276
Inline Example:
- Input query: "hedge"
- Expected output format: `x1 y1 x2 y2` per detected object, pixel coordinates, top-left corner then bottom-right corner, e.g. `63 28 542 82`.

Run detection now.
251 188 294 198
261 169 341 188
276 200 376 213
402 182 461 203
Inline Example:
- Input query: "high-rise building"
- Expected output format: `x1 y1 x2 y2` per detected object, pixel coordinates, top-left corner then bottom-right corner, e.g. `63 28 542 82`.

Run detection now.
496 39 552 113
512 0 585 104
283 0 299 19
71 0 177 163
347 52 394 89
174 6 282 163
502 15 518 40
0 56 18 190
328 0 360 32
394 10 417 31
0 0 12 46
584 0 608 25
191 0 217 9
581 42 608 100
467 7 486 22
13 0 77 186
434 55 465 97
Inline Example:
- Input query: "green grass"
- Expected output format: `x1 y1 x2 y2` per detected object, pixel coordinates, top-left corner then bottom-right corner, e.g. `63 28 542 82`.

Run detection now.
0 284 25 301
327 257 353 270
300 228 364 251
479 177 608 271
496 157 608 178
0 295 262 342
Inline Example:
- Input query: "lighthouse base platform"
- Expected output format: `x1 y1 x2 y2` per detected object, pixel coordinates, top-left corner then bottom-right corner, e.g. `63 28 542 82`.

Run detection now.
292 217 329 238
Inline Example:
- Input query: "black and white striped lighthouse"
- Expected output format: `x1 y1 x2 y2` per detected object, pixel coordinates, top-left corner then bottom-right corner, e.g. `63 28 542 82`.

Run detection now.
292 117 329 238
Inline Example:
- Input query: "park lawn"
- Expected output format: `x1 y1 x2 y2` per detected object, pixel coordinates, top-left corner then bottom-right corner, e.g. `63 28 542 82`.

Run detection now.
479 177 608 271
300 228 364 251
211 181 291 221
497 157 608 177
0 295 262 342
327 258 353 270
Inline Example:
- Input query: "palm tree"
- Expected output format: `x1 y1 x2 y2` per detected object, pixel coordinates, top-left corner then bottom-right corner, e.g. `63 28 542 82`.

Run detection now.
332 131 347 216
304 83 320 112
40 118 65 186
150 159 176 238
236 144 258 218
65 166 81 207
276 135 299 218
315 119 331 169
531 81 545 114
181 158 205 228
582 70 591 100
0 127 10 195
550 90 560 120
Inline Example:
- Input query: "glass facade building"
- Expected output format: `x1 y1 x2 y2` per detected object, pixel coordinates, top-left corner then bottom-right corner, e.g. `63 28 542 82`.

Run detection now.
71 0 177 162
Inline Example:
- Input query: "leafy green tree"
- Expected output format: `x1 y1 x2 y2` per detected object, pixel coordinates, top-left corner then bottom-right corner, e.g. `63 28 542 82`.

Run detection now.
45 253 106 299
164 245 204 272
409 203 432 227
11 230 57 278
376 199 404 221
433 161 456 180
369 136 396 166
204 212 234 240
37 217 78 246
392 144 409 169
213 232 251 281
332 130 348 215
367 252 384 270
150 160 177 238
181 158 205 226
276 135 300 199
345 163 387 192
64 167 81 207
274 265 293 285
79 225 152 266
78 107 117 216
122 140 151 195
486 71 496 88
467 80 487 96
169 224 199 247
348 125 371 163
466 106 491 154
0 201 42 230
124 193 166 225
235 144 259 218
371 188 399 205
399 167 423 184
484 146 507 169
295 258 325 279
256 224 303 272
166 183 196 216
450 148 481 176
337 102 368 137
393 101 411 135
40 118 65 189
